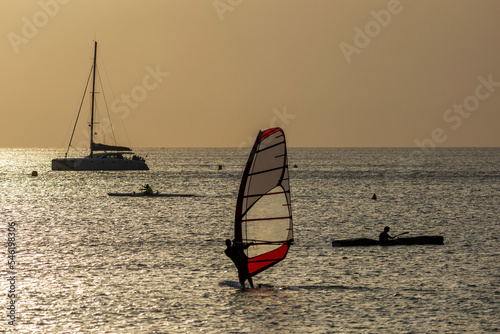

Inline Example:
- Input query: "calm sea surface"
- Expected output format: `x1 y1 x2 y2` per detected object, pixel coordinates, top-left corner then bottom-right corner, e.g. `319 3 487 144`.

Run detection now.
1 147 499 333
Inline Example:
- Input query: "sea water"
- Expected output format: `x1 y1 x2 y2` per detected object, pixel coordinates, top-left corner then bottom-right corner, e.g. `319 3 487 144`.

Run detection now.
0 147 499 333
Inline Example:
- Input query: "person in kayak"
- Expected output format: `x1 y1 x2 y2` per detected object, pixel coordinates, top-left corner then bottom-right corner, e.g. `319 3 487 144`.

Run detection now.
379 226 395 243
224 239 254 289
144 184 153 195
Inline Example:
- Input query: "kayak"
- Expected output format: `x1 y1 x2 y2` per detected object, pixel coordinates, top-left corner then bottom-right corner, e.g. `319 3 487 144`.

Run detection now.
332 236 444 247
108 192 195 197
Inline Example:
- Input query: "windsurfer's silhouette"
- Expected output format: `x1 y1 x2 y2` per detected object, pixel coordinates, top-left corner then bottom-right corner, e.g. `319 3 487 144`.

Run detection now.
224 239 254 288
379 226 395 243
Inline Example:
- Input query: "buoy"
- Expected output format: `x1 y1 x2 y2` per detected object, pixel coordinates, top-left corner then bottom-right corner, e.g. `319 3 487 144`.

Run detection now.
31 171 38 177
293 164 298 168
372 193 377 200
218 165 223 170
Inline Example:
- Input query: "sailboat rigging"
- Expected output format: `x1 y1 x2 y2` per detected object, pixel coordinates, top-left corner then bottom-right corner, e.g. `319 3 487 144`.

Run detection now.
228 127 293 285
52 41 148 171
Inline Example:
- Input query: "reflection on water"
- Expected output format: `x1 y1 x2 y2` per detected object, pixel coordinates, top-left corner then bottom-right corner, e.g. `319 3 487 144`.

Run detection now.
0 148 498 333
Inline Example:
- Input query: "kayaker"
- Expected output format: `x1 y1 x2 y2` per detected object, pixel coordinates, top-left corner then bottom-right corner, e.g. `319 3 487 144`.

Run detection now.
379 226 395 243
224 239 254 289
144 184 153 195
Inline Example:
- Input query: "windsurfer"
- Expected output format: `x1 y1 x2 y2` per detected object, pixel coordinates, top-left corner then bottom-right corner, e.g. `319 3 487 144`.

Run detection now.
379 226 395 243
224 239 254 289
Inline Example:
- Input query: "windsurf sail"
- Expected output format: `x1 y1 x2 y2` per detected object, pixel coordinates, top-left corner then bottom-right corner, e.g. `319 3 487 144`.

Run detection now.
235 127 293 277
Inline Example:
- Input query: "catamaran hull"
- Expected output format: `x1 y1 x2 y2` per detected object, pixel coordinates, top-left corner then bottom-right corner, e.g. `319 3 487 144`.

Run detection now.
332 236 444 247
52 159 75 170
52 158 148 171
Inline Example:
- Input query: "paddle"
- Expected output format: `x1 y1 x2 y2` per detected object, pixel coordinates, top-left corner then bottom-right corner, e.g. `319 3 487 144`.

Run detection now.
393 232 409 238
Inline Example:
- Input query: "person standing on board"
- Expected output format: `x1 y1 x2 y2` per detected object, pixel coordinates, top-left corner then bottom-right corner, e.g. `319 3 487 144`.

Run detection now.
379 226 395 243
224 239 254 289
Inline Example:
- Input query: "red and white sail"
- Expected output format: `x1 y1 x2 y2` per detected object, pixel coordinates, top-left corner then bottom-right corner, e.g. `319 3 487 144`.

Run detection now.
235 127 293 277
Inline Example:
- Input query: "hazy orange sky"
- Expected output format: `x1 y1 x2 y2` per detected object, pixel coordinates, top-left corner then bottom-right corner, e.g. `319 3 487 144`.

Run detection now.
1 0 499 148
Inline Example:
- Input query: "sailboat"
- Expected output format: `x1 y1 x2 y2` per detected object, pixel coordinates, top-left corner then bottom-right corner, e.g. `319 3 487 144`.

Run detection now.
52 42 148 171
231 127 293 283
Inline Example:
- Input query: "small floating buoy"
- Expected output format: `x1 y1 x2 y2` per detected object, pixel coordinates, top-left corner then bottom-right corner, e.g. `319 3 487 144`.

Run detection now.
31 171 38 177
218 165 223 170
293 164 298 168
372 193 377 200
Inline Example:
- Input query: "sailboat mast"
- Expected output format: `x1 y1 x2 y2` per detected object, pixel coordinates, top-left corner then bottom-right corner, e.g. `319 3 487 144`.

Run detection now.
90 41 97 157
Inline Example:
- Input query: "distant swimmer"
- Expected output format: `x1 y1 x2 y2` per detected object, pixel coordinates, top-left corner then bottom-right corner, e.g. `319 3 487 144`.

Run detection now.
379 226 395 243
224 239 254 289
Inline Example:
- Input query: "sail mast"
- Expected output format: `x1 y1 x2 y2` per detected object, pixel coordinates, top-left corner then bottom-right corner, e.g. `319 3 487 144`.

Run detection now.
90 41 97 157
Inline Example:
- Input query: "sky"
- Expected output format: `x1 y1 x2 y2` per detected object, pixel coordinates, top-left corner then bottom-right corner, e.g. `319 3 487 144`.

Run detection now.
1 0 499 148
